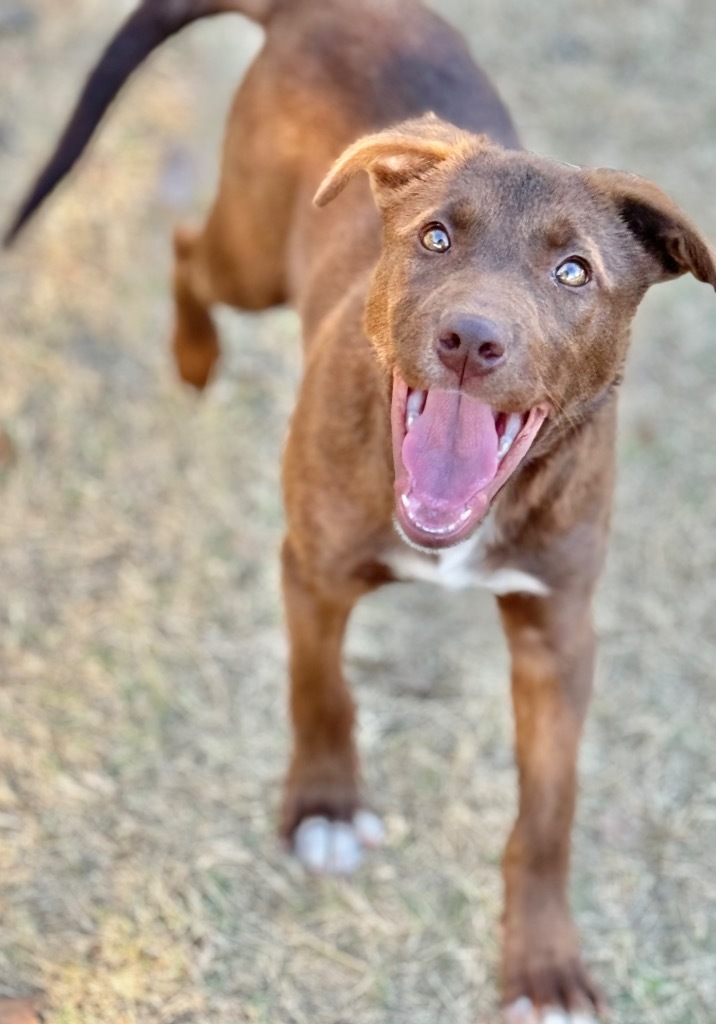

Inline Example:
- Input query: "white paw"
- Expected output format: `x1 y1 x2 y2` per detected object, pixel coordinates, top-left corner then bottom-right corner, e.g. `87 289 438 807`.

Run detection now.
504 998 598 1024
293 810 385 875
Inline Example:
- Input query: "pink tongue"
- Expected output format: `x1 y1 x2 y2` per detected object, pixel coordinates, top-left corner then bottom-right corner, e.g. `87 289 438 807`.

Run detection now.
402 389 498 509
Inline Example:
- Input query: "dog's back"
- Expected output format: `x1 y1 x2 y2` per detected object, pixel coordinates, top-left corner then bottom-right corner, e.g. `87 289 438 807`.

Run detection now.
4 0 518 247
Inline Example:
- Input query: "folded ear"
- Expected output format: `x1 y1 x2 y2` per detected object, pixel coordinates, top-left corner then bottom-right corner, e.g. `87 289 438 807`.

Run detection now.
314 115 479 209
585 167 716 288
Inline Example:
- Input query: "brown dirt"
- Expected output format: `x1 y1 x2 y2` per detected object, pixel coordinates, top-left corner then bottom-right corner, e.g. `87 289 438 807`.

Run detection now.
1 1 715 1022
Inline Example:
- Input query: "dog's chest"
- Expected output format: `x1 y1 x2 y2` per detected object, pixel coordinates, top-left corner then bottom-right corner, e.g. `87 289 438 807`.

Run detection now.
383 519 549 596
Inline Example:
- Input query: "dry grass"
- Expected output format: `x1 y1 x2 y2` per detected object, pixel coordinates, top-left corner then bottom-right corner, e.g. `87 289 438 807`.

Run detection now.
1 1 715 1021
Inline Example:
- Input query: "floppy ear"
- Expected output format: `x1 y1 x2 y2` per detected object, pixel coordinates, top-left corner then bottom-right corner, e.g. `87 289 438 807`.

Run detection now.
585 167 716 288
314 116 478 209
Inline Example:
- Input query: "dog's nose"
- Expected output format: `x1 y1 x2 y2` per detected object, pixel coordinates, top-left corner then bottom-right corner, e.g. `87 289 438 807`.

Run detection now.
435 315 506 378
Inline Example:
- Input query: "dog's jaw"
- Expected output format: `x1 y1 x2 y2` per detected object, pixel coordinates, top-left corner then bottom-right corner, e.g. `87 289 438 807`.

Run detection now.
390 370 549 550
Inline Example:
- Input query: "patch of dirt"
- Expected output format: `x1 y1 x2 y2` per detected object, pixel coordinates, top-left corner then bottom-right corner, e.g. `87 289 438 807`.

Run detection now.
1 1 715 1022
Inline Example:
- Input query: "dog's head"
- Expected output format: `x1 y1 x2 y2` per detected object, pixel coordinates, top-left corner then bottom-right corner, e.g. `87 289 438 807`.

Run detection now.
315 114 716 550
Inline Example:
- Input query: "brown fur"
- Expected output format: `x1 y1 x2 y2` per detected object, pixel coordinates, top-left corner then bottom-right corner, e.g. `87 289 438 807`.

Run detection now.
0 997 44 1024
8 0 716 1016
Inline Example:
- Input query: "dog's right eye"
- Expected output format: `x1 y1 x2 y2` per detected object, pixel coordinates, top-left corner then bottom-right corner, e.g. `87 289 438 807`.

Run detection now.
421 223 451 252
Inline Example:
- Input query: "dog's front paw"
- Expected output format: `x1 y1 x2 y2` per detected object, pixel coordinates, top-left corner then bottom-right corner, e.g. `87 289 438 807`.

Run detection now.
502 950 601 1022
502 909 602 1022
281 760 384 875
504 995 599 1024
293 811 385 874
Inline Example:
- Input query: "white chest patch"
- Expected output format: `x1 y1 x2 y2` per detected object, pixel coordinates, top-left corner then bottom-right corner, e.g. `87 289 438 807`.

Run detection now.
384 520 549 597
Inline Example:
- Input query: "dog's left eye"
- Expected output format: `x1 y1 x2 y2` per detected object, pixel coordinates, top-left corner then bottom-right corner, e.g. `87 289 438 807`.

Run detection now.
555 257 591 287
421 223 451 252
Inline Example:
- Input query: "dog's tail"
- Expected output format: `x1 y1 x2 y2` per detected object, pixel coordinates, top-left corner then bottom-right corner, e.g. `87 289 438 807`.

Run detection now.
3 0 277 246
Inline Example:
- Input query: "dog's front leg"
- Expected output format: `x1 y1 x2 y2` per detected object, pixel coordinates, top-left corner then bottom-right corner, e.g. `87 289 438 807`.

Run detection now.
279 539 384 874
497 590 602 1020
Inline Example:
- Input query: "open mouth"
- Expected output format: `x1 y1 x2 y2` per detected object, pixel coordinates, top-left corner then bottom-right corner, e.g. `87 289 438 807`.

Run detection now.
391 372 548 549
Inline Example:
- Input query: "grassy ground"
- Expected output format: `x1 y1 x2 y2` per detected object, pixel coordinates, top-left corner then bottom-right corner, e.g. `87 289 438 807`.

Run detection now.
1 1 715 1021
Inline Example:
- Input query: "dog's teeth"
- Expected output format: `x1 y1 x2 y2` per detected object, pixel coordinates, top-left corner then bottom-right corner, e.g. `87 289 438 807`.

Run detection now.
497 436 512 460
504 412 523 442
497 412 523 461
405 389 427 430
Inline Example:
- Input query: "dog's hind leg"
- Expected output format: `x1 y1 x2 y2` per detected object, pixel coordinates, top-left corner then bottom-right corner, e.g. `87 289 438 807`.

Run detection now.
170 96 295 388
170 185 289 389
171 223 222 390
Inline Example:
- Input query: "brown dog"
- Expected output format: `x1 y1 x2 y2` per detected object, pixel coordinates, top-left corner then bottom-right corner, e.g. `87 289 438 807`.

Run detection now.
6 1 716 1020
